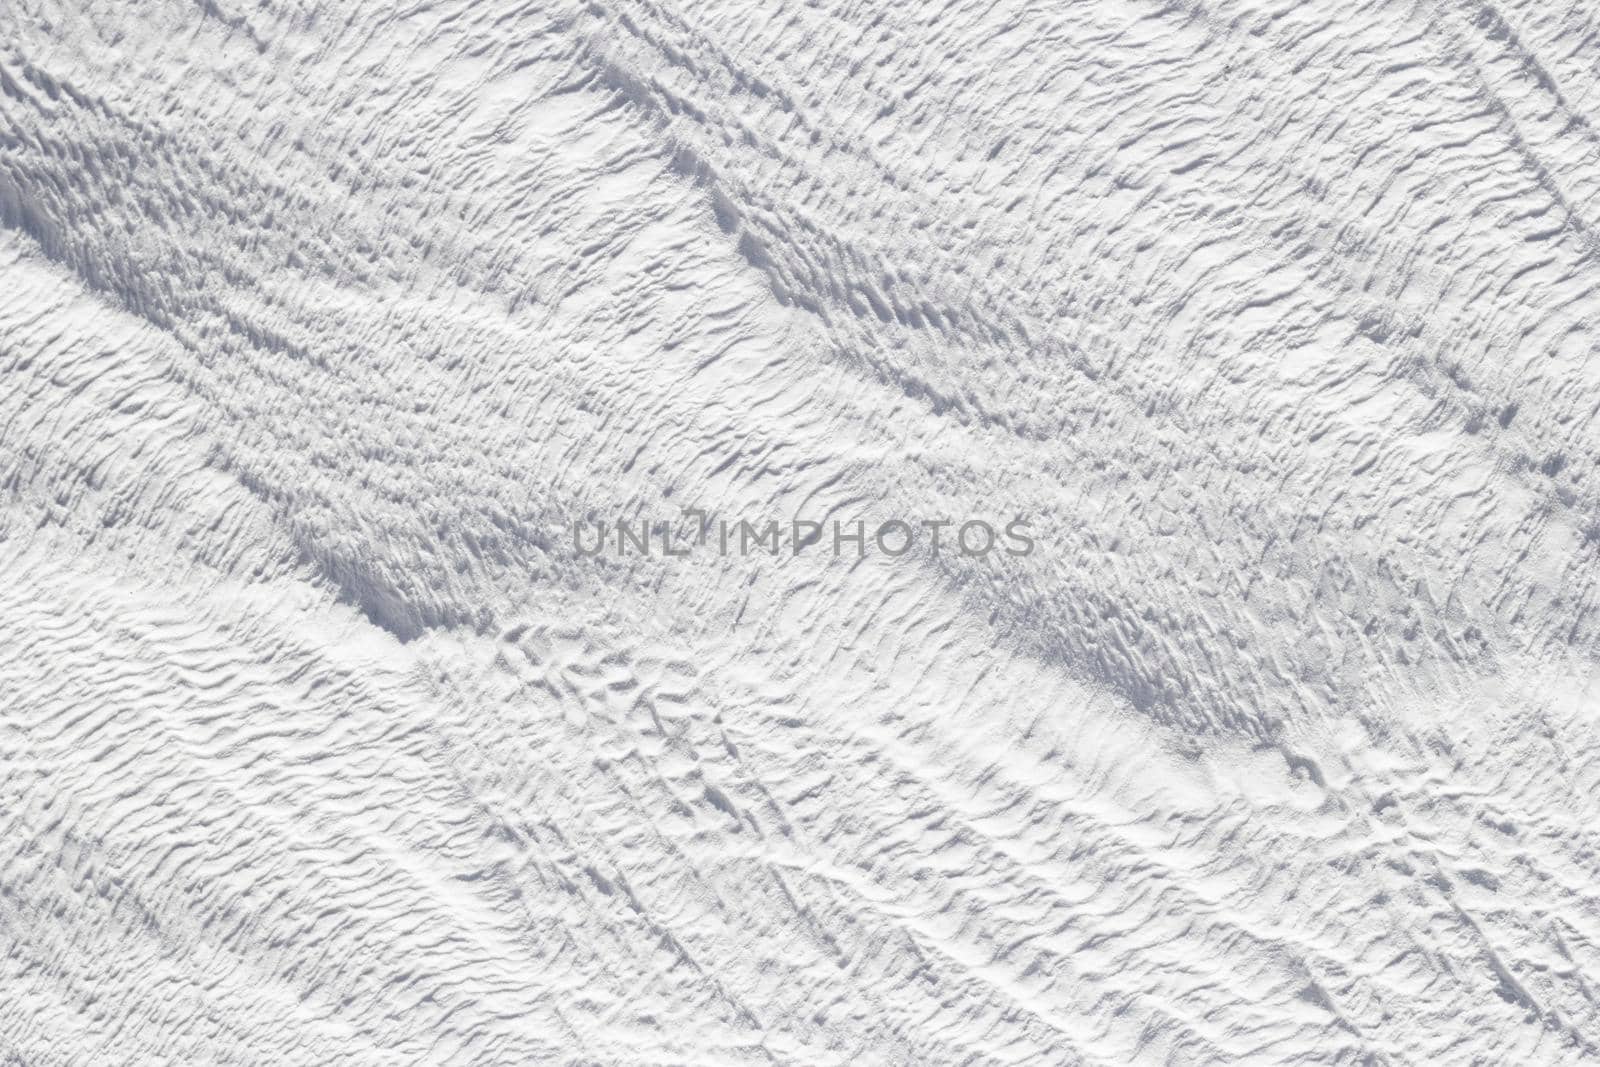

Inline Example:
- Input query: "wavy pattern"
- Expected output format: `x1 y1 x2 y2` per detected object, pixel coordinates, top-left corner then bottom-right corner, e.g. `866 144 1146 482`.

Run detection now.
4 0 1600 1062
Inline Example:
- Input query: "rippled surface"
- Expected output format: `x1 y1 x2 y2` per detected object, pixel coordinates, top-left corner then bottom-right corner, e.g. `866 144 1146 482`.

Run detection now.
5 1 1600 1062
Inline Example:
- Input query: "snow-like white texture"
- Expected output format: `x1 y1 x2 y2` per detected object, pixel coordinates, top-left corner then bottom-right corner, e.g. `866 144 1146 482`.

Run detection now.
5 0 1600 1062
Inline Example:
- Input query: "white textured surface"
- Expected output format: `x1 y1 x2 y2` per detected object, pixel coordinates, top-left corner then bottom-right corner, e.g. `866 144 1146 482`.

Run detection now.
5 0 1600 1062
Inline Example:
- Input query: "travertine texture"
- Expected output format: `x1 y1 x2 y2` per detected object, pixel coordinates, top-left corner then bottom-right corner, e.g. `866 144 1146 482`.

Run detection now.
4 0 1600 1062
